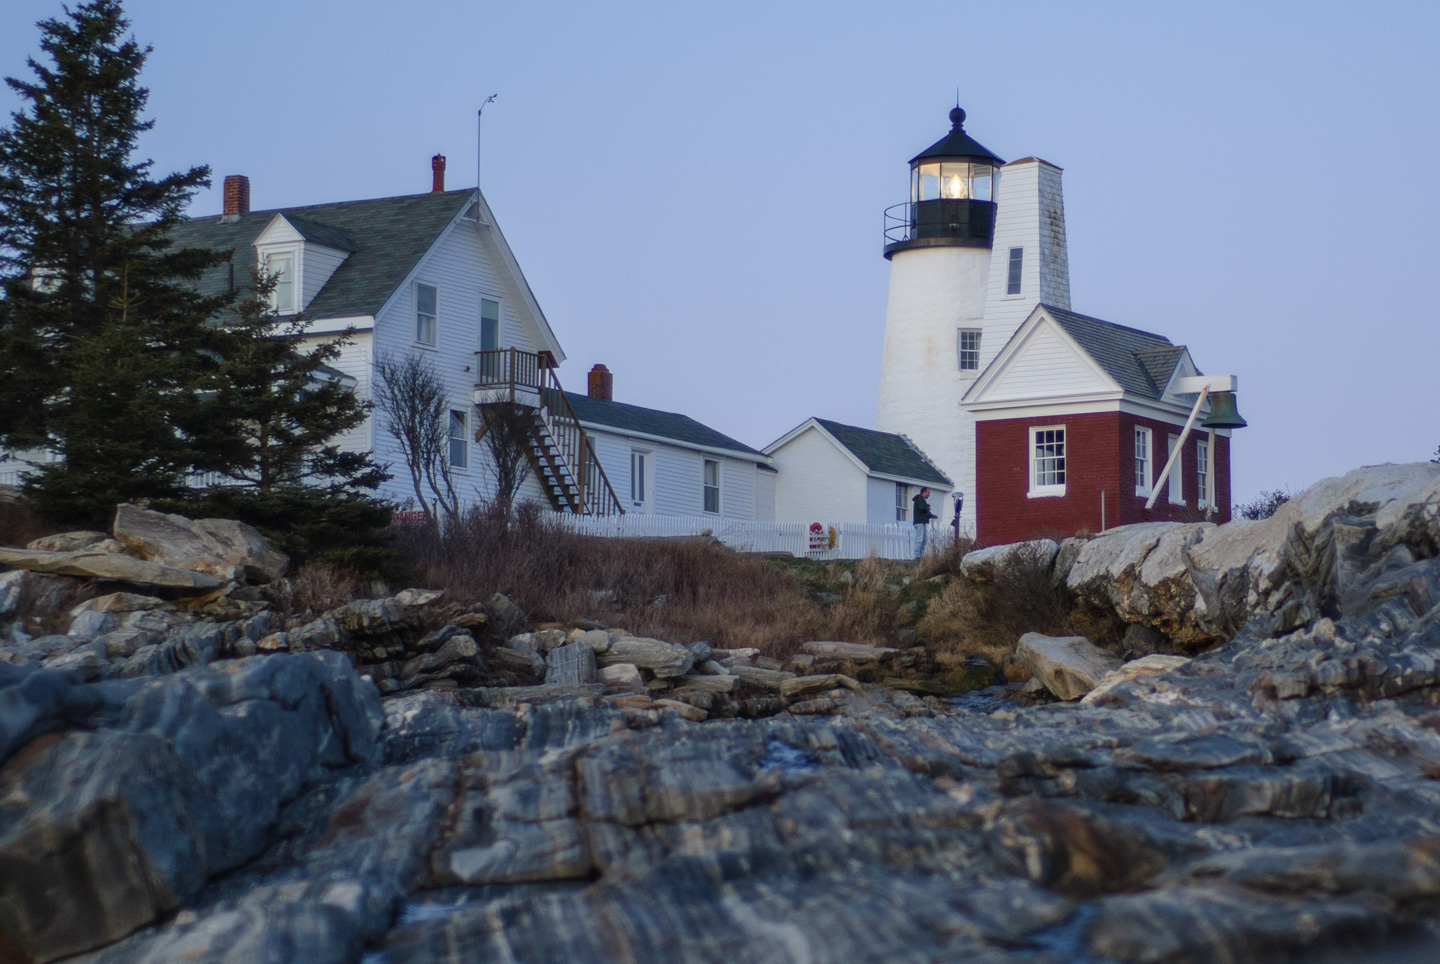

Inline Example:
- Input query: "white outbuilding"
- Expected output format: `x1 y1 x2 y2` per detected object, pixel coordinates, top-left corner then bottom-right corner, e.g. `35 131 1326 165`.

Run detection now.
763 418 952 527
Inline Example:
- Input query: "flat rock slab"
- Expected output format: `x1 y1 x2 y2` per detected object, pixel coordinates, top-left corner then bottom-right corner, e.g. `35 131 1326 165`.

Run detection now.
799 641 899 662
1082 654 1191 704
0 547 224 591
779 674 861 699
731 665 796 690
676 674 738 693
1017 633 1123 701
596 637 692 678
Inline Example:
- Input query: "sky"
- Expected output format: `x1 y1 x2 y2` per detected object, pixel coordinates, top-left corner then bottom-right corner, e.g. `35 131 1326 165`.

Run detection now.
2 0 1438 504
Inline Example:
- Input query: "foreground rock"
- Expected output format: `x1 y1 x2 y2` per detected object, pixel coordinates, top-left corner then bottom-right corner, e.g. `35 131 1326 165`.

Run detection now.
0 546 225 591
1016 632 1122 700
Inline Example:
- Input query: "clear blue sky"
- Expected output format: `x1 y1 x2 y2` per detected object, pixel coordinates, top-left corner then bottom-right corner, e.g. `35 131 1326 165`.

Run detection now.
4 0 1437 504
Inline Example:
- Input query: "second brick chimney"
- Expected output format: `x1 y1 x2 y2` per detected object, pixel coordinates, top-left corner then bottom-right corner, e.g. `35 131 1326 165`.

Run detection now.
431 154 446 193
588 364 613 401
222 175 250 219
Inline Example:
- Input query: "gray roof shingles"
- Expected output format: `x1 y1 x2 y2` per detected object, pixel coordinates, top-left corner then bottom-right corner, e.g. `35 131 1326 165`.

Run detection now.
166 189 474 320
566 393 763 458
1043 305 1186 400
813 419 951 487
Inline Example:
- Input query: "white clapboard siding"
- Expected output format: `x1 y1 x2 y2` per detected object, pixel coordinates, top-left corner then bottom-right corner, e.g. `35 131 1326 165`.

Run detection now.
767 426 867 524
986 320 1109 401
557 514 917 560
587 425 766 521
754 469 776 522
866 477 902 525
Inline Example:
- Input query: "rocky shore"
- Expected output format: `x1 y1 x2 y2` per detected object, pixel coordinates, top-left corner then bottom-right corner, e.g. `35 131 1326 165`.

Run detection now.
5 464 1440 962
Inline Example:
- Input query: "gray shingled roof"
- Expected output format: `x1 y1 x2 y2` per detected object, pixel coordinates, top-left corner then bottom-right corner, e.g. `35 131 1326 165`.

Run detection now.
1044 305 1185 400
166 189 473 320
813 419 951 487
566 393 763 457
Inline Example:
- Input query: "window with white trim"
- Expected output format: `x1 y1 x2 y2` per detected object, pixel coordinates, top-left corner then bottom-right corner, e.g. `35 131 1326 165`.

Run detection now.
448 410 468 470
895 482 909 522
415 283 438 346
1167 434 1184 504
1134 426 1152 496
480 297 500 351
1196 438 1210 508
957 329 981 371
265 251 296 313
703 459 720 514
1006 247 1023 295
1029 426 1066 496
630 449 649 507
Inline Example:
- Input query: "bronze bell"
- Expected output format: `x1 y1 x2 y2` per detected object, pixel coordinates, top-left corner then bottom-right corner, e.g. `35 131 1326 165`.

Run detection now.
1201 391 1247 430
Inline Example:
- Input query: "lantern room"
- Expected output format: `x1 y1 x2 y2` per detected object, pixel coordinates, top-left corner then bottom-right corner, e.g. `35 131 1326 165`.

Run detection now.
884 106 1005 259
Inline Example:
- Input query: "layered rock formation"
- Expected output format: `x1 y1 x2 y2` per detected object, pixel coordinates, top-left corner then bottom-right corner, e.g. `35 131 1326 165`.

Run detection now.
4 464 1440 962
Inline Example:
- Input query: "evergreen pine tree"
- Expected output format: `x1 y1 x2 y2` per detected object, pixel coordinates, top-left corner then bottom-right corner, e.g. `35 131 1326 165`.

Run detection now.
185 270 388 495
0 0 227 522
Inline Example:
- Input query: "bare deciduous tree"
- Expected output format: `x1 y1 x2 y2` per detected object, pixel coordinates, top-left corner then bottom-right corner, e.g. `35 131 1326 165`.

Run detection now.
373 353 459 525
475 393 535 511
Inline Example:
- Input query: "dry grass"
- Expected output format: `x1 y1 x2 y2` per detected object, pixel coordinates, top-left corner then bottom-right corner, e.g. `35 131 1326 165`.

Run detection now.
917 542 1079 662
391 503 832 657
269 562 363 619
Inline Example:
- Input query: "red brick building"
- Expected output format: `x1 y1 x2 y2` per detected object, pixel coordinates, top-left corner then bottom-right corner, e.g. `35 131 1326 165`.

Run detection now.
961 304 1233 545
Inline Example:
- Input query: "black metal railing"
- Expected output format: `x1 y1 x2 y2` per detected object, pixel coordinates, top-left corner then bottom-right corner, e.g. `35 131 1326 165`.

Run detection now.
884 198 997 248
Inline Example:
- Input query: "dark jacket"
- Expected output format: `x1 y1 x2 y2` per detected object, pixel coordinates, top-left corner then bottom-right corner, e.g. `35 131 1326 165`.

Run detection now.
911 492 933 525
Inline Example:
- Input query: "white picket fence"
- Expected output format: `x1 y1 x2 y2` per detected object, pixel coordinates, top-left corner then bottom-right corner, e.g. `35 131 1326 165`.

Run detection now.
556 513 928 560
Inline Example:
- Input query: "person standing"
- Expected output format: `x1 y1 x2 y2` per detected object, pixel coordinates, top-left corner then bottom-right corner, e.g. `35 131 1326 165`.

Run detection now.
911 487 933 558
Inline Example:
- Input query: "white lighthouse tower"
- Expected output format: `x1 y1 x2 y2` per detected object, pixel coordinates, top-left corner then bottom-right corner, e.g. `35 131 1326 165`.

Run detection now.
875 106 1070 534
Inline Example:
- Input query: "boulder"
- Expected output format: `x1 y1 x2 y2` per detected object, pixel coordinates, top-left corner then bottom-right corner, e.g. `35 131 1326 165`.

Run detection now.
1081 654 1191 704
0 547 225 591
112 504 290 583
26 531 107 552
598 662 643 692
596 637 693 678
1016 632 1123 701
0 570 24 616
799 641 899 663
960 539 1060 583
731 665 796 690
545 641 599 687
69 592 169 616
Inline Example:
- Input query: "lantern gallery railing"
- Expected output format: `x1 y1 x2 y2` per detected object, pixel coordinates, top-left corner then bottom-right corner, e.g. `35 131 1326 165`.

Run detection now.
884 199 997 248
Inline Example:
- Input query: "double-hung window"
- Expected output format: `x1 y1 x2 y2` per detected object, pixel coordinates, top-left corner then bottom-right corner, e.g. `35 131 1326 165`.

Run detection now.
630 450 649 507
480 298 500 352
1029 426 1066 497
415 283 438 346
703 459 720 514
1006 247 1023 295
1134 426 1152 496
1196 439 1210 509
1167 435 1184 504
266 251 296 313
957 329 981 371
895 482 908 522
448 410 468 470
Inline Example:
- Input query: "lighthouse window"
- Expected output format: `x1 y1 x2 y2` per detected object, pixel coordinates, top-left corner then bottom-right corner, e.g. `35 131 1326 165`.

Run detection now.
972 166 992 201
917 163 941 202
958 329 981 370
941 163 969 199
1007 248 1024 295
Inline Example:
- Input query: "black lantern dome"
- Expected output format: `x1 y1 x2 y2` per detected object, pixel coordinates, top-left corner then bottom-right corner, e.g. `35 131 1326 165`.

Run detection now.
884 106 1005 259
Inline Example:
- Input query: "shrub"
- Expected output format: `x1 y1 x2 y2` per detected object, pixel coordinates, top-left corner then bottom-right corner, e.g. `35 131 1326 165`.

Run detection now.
0 495 62 548
1236 489 1292 521
917 542 1077 661
269 562 362 619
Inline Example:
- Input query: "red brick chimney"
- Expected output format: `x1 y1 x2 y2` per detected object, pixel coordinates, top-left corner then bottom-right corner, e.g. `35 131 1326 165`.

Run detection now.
222 175 250 218
588 364 613 401
431 154 446 193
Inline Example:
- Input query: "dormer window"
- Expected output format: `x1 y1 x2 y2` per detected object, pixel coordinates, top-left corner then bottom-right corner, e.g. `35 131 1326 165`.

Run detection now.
265 251 296 313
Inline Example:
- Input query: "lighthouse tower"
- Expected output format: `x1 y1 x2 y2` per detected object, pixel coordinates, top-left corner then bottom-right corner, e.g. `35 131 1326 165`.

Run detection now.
875 106 1070 534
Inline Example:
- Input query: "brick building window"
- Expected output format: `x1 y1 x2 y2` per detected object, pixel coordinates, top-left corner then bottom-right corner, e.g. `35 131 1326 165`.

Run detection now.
1196 439 1210 508
1167 435 1184 504
1029 426 1066 497
957 329 981 371
1134 426 1152 496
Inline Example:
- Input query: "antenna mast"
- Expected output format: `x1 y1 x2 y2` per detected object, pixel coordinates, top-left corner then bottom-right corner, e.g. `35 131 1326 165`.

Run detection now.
477 93 498 190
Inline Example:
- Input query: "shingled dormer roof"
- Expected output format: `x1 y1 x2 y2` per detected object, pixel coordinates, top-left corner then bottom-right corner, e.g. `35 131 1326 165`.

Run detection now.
167 188 474 320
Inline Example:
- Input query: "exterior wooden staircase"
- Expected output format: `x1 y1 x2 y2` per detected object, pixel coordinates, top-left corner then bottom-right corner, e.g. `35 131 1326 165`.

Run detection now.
473 348 623 515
